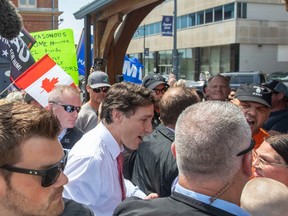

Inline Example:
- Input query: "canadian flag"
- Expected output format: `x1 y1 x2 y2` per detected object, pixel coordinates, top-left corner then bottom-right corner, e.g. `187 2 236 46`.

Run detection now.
14 54 76 107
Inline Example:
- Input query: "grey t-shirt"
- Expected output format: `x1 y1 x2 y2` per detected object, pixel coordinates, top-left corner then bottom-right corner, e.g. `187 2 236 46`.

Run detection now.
75 103 98 133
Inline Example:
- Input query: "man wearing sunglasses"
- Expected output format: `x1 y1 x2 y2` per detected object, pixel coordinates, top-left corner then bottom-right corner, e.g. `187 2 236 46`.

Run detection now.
0 102 94 216
114 101 253 216
48 85 84 150
142 73 169 129
64 82 155 216
75 71 111 133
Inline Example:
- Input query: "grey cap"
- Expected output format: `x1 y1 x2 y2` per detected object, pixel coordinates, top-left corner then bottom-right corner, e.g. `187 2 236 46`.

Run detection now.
88 71 111 88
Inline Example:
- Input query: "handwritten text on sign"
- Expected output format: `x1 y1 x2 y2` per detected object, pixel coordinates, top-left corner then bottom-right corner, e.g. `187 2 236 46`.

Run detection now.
30 29 78 85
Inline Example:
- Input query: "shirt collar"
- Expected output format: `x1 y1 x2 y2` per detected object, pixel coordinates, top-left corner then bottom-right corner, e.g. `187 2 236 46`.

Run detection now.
174 183 250 216
97 122 123 160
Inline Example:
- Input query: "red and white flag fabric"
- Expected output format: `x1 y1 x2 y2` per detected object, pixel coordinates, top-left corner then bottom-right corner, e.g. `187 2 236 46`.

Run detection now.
14 54 76 107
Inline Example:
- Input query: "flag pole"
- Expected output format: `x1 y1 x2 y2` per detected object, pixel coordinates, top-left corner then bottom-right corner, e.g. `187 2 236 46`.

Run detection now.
0 82 17 97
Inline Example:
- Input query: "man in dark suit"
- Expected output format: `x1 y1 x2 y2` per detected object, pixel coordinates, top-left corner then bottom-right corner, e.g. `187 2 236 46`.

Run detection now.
130 86 200 197
47 85 84 150
114 101 253 216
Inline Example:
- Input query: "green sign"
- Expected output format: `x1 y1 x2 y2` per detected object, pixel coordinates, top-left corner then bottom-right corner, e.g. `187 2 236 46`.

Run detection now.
30 29 79 85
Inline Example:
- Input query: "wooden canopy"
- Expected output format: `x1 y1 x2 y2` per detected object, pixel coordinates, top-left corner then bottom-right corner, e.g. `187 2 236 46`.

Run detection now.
74 0 164 86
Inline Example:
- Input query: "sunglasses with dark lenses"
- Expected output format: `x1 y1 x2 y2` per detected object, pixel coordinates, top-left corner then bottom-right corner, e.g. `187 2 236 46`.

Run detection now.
1 150 68 187
153 86 168 95
92 87 110 93
49 101 81 113
237 139 255 156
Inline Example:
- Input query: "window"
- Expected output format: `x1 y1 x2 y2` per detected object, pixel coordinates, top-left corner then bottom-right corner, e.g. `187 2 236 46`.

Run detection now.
224 3 235 20
19 0 36 8
205 9 213 24
188 13 196 27
180 16 188 28
237 2 247 18
214 6 223 22
196 11 204 25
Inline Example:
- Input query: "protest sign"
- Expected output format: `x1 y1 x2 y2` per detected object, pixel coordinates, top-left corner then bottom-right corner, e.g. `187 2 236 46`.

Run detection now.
30 29 78 85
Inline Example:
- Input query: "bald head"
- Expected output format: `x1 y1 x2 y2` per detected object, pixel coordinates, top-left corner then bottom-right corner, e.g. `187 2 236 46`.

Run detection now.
241 177 288 216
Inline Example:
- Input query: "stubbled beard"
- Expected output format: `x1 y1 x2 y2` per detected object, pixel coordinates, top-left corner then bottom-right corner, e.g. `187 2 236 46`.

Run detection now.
0 181 64 216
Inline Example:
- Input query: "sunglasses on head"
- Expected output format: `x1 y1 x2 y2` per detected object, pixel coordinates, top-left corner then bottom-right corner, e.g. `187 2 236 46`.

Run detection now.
92 87 110 93
1 150 68 187
49 101 81 113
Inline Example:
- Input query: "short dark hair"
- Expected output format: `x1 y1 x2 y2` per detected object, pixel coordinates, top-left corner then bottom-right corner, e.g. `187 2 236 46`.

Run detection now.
160 87 200 126
266 135 288 164
100 82 154 124
0 102 60 168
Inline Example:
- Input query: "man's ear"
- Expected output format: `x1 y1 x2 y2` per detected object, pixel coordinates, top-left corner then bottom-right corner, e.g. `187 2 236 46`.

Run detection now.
276 92 285 100
111 109 123 123
171 142 176 159
86 85 90 94
242 153 253 178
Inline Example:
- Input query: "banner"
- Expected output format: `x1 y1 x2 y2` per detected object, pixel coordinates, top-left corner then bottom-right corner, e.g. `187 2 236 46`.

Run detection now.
20 28 36 49
30 29 79 85
161 15 173 36
122 56 143 84
14 54 76 107
77 29 94 76
0 34 35 82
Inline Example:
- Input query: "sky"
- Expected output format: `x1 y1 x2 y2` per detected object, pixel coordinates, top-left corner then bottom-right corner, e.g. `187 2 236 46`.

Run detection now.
58 0 92 44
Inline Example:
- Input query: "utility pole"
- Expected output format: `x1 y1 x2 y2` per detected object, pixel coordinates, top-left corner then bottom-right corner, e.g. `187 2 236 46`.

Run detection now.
143 24 146 72
172 0 178 79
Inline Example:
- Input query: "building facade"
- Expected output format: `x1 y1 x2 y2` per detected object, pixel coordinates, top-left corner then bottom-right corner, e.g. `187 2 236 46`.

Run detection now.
127 0 288 80
11 0 62 32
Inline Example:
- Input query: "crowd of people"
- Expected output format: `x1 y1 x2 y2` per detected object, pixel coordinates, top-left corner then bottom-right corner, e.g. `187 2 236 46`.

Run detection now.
1 0 287 215
0 70 288 216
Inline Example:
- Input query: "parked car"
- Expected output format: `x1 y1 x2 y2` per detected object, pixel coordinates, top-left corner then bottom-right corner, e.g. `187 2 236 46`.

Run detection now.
267 71 288 87
221 71 267 89
185 80 206 92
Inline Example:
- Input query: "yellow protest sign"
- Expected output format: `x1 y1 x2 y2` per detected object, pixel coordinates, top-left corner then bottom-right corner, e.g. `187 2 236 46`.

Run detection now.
30 29 79 85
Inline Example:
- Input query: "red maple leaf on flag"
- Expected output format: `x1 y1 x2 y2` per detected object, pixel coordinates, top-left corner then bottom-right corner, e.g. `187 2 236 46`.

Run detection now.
41 77 59 93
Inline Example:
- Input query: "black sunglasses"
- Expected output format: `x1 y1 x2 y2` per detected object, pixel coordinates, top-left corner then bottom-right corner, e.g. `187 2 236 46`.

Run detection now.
153 86 168 95
92 87 110 93
49 101 81 113
1 150 68 187
237 139 255 156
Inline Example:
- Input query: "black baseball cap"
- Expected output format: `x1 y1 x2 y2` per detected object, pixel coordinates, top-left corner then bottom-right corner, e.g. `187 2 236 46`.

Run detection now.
142 73 169 89
235 84 272 108
264 80 288 98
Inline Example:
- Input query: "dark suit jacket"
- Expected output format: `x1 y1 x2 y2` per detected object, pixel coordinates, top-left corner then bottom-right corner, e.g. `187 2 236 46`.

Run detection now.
131 124 177 197
113 192 236 216
61 198 94 216
60 127 84 150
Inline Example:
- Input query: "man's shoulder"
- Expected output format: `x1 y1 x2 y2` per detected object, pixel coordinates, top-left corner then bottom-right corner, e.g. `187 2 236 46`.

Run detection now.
143 124 174 144
113 192 234 216
61 198 94 216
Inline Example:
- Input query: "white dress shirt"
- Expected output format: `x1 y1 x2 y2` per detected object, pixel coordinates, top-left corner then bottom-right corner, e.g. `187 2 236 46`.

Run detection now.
63 122 145 216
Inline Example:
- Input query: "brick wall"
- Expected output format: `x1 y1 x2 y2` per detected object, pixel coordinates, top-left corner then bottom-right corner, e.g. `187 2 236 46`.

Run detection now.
11 0 61 33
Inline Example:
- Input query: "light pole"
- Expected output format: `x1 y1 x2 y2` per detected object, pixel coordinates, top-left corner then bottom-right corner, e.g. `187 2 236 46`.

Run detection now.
143 24 146 71
172 0 178 79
